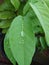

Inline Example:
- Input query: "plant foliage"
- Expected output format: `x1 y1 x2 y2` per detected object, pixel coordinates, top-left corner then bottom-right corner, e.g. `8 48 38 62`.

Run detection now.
0 0 48 65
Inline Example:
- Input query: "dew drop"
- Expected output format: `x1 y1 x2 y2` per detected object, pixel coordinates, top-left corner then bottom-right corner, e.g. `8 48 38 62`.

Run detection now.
21 31 24 37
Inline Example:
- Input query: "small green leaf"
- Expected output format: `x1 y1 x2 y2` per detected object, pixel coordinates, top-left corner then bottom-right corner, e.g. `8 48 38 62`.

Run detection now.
0 0 15 11
40 37 47 49
23 2 30 15
0 19 12 28
0 11 16 20
23 0 39 15
10 0 20 10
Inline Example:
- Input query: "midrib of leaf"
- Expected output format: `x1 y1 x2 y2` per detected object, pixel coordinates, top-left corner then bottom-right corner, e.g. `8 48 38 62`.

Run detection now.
21 17 24 65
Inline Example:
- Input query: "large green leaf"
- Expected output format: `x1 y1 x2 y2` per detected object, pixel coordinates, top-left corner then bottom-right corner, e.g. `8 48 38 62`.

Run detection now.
4 15 36 65
30 0 49 46
4 32 16 65
10 0 20 10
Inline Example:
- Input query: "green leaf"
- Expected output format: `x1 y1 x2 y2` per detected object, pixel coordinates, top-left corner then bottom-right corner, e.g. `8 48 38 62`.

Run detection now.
2 28 8 33
23 2 30 15
0 0 15 11
10 0 20 10
40 37 47 49
30 0 49 46
0 11 16 20
4 32 16 65
0 19 12 28
17 3 25 15
4 15 36 65
23 0 39 15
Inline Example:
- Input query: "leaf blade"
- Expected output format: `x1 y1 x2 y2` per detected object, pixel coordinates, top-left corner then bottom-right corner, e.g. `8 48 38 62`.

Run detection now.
4 15 36 65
